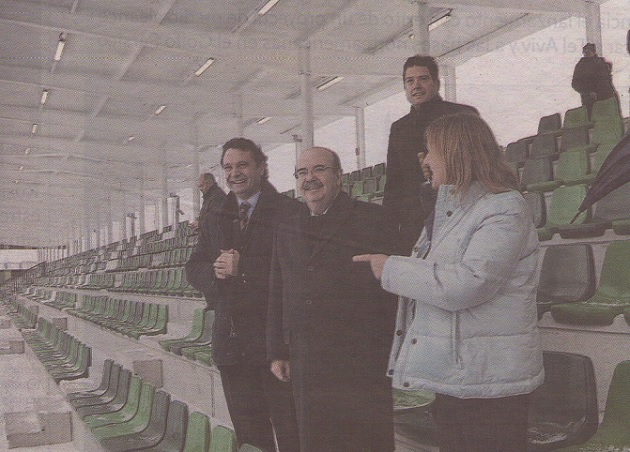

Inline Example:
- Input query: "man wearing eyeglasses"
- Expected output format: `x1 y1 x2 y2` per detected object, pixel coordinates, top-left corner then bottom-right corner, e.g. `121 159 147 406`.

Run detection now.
186 137 301 452
267 146 398 452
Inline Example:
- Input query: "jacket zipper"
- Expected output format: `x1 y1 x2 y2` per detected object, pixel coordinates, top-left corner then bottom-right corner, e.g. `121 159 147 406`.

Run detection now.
452 312 462 367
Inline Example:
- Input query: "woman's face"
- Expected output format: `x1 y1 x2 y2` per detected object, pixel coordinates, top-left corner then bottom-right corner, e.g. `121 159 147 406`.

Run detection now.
421 149 446 189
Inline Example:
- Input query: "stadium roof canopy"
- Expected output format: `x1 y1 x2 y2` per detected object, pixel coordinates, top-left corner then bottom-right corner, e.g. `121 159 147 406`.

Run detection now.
0 0 607 247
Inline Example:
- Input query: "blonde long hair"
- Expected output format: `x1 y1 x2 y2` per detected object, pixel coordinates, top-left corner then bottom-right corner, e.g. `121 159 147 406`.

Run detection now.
425 112 519 196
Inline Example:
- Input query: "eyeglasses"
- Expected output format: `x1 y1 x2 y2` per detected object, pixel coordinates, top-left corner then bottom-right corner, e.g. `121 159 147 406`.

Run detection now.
294 165 335 179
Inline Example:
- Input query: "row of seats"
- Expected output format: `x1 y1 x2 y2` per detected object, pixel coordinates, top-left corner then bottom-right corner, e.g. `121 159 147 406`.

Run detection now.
536 240 630 326
158 308 215 367
5 297 38 329
22 317 91 384
66 295 168 340
525 182 630 241
109 246 193 273
394 353 630 451
66 359 258 451
110 267 202 298
507 98 624 165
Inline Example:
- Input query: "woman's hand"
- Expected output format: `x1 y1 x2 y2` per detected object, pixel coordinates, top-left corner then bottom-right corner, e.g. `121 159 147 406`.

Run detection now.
353 254 389 280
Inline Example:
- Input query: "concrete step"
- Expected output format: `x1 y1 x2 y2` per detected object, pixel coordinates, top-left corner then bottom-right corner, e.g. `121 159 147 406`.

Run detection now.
4 396 72 449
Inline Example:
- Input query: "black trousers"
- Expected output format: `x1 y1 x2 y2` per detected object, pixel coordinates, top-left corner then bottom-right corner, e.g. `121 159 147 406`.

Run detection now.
433 393 530 452
219 362 300 452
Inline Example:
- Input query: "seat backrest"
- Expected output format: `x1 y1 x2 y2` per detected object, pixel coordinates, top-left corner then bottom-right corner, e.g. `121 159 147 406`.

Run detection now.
560 126 590 153
596 240 630 303
184 411 212 452
239 444 264 452
592 182 630 223
523 192 546 229
198 309 216 341
601 360 630 427
538 113 561 134
521 157 553 189
158 400 188 451
373 162 386 177
528 351 598 448
563 106 590 129
546 184 589 228
505 140 529 164
537 244 596 303
555 148 590 182
530 134 558 159
209 426 237 452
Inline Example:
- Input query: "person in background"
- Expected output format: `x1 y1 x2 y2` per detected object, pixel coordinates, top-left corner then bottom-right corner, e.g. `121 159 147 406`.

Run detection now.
191 172 225 234
355 113 544 452
187 172 226 310
267 147 397 452
383 55 477 254
572 42 618 119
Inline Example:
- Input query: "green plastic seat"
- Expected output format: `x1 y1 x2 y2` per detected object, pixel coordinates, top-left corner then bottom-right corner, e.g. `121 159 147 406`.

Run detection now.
555 149 596 187
209 425 237 452
159 308 205 351
99 390 171 451
521 157 555 192
562 106 592 130
84 376 145 429
536 185 589 240
183 411 212 452
557 360 630 451
536 244 596 319
551 240 630 326
393 388 437 446
92 381 156 439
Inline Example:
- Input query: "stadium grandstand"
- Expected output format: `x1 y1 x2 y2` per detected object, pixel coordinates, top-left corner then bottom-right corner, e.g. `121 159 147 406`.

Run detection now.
1 0 629 450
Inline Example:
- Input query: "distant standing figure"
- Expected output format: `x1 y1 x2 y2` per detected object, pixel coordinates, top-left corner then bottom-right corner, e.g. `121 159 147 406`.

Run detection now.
571 43 618 119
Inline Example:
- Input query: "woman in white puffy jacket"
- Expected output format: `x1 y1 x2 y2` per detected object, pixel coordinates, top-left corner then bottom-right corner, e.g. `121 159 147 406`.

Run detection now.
355 112 544 452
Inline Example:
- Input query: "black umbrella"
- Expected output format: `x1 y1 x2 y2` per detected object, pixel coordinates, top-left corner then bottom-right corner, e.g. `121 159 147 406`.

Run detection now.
571 133 630 223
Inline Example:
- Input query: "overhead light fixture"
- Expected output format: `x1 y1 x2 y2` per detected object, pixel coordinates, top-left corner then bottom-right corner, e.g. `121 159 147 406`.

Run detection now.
429 12 452 31
31 124 38 134
40 89 49 105
154 105 167 115
194 58 215 76
256 116 271 124
25 148 31 155
19 166 24 171
258 0 280 16
317 76 344 91
127 136 136 142
54 33 66 62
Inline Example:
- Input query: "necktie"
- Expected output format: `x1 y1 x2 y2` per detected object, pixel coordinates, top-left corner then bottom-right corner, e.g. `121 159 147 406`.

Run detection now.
239 202 251 230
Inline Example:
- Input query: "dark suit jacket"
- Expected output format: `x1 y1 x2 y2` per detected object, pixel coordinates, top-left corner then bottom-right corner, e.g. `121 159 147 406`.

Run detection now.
383 95 477 254
186 180 302 366
267 192 398 449
198 183 226 237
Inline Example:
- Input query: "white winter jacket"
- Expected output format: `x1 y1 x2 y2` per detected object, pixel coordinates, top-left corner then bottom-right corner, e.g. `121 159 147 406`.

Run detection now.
382 182 544 399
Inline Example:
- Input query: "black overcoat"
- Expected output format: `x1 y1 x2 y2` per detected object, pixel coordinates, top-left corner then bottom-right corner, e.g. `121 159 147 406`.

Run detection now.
187 180 302 366
382 95 477 253
267 192 398 452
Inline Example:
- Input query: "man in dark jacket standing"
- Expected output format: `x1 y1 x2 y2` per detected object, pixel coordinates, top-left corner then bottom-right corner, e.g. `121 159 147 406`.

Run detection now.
190 172 226 309
267 147 397 452
383 55 477 254
572 43 618 119
186 138 301 452
192 172 225 234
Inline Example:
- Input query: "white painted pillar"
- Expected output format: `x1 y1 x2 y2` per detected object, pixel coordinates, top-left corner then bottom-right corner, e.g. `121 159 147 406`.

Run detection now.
444 65 457 102
161 161 169 231
412 1 431 55
138 176 145 236
191 122 201 219
233 94 244 137
300 44 314 149
354 107 366 170
584 1 603 55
